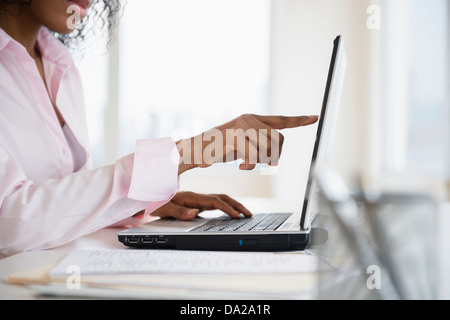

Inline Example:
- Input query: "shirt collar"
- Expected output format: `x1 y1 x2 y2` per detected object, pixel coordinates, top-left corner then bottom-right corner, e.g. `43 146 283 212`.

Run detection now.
36 27 74 70
0 27 12 52
0 26 74 70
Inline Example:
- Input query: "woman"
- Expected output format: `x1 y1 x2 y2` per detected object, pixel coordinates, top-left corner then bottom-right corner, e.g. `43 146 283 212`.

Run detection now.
0 0 318 257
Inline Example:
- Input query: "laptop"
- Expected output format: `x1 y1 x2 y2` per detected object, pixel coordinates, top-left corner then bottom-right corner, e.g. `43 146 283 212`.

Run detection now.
117 35 347 251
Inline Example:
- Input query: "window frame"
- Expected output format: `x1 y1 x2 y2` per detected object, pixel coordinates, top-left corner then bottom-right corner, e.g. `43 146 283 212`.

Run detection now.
366 0 450 198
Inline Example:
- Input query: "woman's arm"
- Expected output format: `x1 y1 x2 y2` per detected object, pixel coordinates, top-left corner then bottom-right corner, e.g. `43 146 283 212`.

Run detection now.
0 138 179 258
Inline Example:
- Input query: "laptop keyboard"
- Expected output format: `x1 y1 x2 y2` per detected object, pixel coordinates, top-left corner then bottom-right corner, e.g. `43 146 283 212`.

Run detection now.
190 213 291 233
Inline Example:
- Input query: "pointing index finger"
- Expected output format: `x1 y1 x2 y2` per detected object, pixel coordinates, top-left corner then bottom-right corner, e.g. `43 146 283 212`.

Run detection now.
253 115 319 129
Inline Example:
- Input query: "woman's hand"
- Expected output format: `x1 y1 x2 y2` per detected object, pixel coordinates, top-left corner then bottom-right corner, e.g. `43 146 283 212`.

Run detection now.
177 114 318 174
150 191 252 221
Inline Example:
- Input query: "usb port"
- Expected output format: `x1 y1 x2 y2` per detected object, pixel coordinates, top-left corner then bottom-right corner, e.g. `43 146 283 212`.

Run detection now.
127 236 139 244
156 236 168 244
142 237 153 244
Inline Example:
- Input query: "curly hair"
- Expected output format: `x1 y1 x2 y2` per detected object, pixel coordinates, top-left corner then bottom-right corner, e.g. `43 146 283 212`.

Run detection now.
0 0 123 53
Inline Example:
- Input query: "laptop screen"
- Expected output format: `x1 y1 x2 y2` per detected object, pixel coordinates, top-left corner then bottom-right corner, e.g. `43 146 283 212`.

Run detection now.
300 36 347 229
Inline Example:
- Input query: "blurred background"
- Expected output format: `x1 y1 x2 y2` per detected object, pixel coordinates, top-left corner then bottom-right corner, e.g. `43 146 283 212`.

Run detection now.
77 0 449 205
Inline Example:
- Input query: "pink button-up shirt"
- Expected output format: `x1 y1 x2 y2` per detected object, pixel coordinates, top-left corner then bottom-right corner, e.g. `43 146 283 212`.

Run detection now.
0 27 179 258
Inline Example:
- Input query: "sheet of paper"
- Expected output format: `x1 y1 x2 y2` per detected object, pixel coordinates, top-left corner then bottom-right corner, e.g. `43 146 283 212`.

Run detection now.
49 249 320 276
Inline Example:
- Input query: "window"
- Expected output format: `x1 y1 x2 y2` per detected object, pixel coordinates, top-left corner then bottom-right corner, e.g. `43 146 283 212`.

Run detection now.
77 0 272 197
382 0 449 176
77 39 110 167
117 0 271 158
78 1 272 163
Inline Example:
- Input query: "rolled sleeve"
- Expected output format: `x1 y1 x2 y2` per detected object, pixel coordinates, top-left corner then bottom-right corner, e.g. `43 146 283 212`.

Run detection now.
128 138 180 201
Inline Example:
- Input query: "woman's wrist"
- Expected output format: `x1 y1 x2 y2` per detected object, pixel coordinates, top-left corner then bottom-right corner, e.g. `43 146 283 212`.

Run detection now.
176 138 196 174
178 162 195 175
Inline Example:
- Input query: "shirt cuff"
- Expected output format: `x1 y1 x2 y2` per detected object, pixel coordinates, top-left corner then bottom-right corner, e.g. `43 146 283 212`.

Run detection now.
128 138 180 201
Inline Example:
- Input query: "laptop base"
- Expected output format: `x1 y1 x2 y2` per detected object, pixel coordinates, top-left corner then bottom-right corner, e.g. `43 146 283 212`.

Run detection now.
118 232 310 252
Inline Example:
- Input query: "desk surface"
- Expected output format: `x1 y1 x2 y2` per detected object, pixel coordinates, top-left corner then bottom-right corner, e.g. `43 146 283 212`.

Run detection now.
1 199 449 300
0 228 125 299
0 198 319 300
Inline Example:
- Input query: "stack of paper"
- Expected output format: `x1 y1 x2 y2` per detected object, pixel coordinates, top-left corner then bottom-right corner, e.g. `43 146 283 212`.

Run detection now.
6 249 323 299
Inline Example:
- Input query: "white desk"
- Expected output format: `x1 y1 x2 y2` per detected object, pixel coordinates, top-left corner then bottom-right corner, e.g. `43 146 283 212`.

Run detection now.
0 228 124 299
1 199 449 300
0 198 320 300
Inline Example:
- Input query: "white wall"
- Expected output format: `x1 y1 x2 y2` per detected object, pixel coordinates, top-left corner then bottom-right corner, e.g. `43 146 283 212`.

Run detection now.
97 0 374 201
181 0 373 200
80 0 449 201
269 0 371 202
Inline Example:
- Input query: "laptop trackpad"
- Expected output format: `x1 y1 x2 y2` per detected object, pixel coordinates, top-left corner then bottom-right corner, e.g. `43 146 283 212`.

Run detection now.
134 217 208 233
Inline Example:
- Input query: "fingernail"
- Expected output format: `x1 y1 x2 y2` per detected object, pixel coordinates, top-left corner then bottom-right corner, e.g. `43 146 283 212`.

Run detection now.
186 209 199 217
